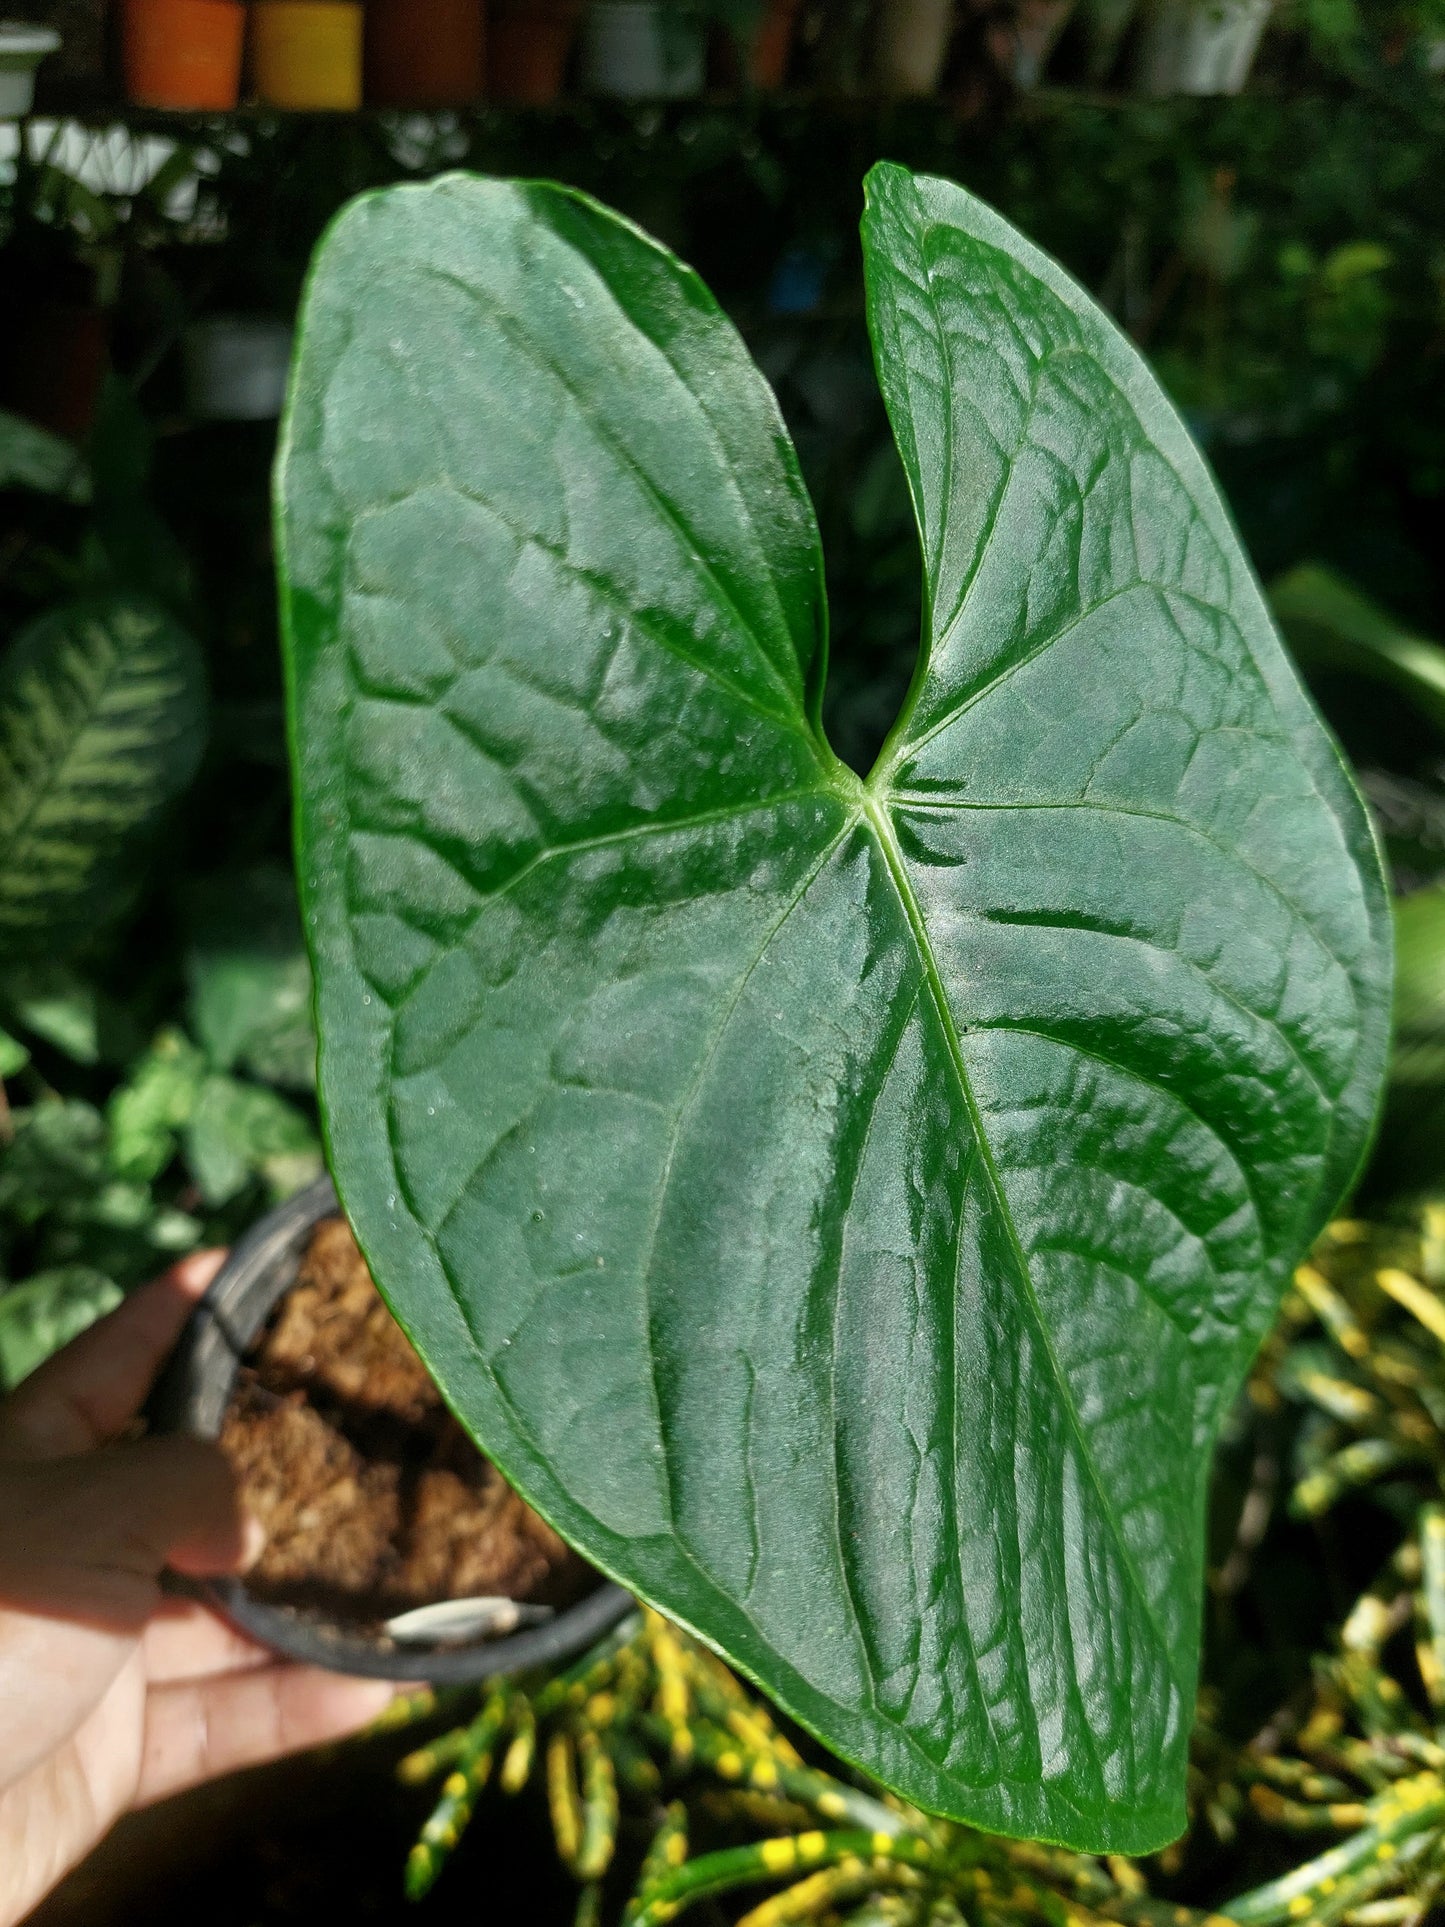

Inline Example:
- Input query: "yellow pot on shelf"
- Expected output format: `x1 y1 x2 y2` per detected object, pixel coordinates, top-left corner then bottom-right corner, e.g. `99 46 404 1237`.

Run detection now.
251 0 363 109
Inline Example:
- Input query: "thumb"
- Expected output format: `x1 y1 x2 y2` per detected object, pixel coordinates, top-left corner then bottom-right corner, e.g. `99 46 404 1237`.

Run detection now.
93 1435 262 1580
0 1437 261 1632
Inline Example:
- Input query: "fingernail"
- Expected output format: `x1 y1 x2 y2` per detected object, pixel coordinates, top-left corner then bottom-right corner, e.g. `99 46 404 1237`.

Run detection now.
355 1680 412 1733
240 1512 267 1571
170 1248 228 1298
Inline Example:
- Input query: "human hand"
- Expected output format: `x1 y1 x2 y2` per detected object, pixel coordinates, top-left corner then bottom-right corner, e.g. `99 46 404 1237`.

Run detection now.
0 1251 397 1927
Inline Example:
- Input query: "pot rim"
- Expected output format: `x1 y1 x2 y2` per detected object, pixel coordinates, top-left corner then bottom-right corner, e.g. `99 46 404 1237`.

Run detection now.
148 1172 633 1683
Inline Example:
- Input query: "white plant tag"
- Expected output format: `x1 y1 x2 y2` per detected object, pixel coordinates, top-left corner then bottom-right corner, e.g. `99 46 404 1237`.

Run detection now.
383 1596 555 1645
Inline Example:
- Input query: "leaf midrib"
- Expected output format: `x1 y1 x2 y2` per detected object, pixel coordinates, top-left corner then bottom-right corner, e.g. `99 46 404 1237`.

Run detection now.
862 785 1186 1698
375 746 1188 1736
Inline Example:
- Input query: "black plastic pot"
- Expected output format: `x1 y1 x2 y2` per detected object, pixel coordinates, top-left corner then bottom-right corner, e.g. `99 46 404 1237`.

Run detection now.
149 1174 633 1683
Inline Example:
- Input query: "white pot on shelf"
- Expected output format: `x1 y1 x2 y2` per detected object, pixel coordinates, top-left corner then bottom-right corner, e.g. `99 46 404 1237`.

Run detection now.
1081 0 1141 80
1135 0 1272 95
0 23 60 119
1004 0 1077 88
579 2 705 99
182 317 295 424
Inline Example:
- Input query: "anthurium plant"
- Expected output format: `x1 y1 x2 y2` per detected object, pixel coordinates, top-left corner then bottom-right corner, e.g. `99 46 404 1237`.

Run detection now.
275 161 1392 1853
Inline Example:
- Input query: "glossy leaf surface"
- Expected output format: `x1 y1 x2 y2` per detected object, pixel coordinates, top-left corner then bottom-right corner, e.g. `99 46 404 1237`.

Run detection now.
277 166 1391 1850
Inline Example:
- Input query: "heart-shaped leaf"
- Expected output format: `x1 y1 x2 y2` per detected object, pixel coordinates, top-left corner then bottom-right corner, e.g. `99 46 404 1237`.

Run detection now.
277 165 1391 1851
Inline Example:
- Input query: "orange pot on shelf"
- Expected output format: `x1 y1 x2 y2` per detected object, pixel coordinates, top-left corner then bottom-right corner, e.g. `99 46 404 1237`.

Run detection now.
489 0 582 102
365 0 485 106
251 0 363 109
122 0 245 110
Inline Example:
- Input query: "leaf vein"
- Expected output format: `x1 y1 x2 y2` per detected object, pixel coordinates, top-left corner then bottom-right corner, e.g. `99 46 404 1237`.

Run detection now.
410 262 806 720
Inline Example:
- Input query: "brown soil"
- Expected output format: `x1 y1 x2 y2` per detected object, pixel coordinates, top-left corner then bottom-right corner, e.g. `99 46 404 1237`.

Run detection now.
219 1216 589 1627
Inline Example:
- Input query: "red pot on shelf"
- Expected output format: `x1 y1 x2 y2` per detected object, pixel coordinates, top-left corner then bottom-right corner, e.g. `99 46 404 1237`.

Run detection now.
364 0 485 106
747 0 802 87
0 303 109 443
122 0 246 110
488 0 581 102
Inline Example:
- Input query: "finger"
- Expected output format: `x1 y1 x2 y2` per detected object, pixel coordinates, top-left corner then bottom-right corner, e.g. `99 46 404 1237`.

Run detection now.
142 1601 272 1685
0 1607 136 1792
0 1250 226 1461
136 1665 398 1806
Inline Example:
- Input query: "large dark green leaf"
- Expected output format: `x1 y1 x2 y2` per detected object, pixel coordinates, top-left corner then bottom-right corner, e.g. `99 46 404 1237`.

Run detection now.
0 597 206 958
277 165 1391 1850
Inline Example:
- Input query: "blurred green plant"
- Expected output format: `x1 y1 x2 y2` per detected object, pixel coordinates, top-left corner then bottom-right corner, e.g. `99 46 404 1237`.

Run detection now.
0 861 321 1391
0 363 320 1375
183 865 317 1093
1270 568 1445 1198
1372 885 1445 1201
0 1265 120 1389
0 407 89 503
1273 567 1445 740
0 595 206 960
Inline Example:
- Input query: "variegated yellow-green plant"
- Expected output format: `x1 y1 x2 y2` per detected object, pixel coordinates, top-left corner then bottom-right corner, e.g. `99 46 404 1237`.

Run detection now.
0 597 205 960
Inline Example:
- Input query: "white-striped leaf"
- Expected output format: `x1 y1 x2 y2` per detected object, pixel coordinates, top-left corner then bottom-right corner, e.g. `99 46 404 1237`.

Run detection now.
0 597 206 957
